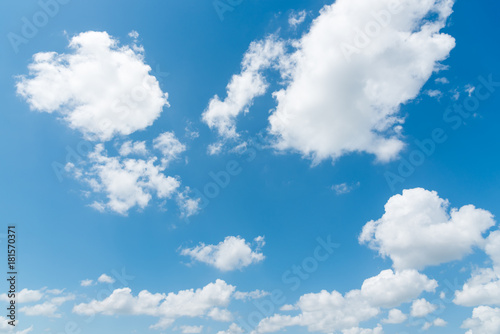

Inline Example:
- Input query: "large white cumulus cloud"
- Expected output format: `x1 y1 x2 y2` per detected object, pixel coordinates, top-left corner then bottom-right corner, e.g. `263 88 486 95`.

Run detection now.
16 31 169 141
253 269 436 333
359 188 495 270
269 0 456 163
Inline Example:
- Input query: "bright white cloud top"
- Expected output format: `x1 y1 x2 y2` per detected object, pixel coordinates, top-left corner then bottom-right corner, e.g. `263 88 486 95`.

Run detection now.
204 0 456 164
180 236 265 271
382 309 407 324
359 188 495 270
72 279 260 330
270 0 455 163
202 36 285 139
16 31 169 141
462 306 500 334
253 269 436 333
410 298 437 317
67 143 181 215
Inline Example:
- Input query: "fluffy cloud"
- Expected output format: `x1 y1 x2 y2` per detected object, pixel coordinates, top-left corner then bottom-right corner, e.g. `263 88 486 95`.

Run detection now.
119 140 148 156
454 230 500 307
19 294 75 318
217 323 244 334
233 290 269 300
288 10 307 27
80 279 94 287
359 188 495 270
180 236 265 271
268 0 456 163
410 298 437 317
485 230 500 270
422 318 447 330
204 0 456 163
332 182 360 195
176 188 202 218
16 31 169 141
0 289 43 303
0 318 33 333
454 268 500 307
73 280 236 330
462 306 500 334
67 143 181 215
341 325 383 334
180 325 203 334
202 36 285 139
359 269 437 308
382 309 407 324
253 269 436 333
153 132 186 166
98 274 116 284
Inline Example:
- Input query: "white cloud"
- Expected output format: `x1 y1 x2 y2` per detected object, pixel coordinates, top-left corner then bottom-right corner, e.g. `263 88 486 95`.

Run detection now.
208 307 233 322
435 77 449 84
80 279 94 287
233 290 269 300
46 289 64 295
20 294 75 318
426 89 442 98
462 306 500 334
128 30 139 39
153 132 186 166
422 318 447 330
382 308 407 324
217 323 244 334
359 269 437 308
19 302 56 318
359 188 495 270
268 0 455 164
15 327 34 334
73 280 236 330
288 10 307 27
410 298 437 317
0 318 33 334
454 230 500 307
332 182 360 195
180 325 203 334
341 325 383 334
97 274 116 284
485 230 500 270
207 142 224 155
180 236 265 271
280 304 298 311
73 287 165 316
253 269 436 333
202 36 285 139
177 188 201 218
68 144 180 215
119 140 148 156
16 31 169 141
0 289 43 303
465 84 476 97
454 268 500 307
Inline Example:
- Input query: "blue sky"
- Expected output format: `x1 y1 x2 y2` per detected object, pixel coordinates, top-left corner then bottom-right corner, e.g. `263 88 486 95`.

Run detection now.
1 0 500 333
